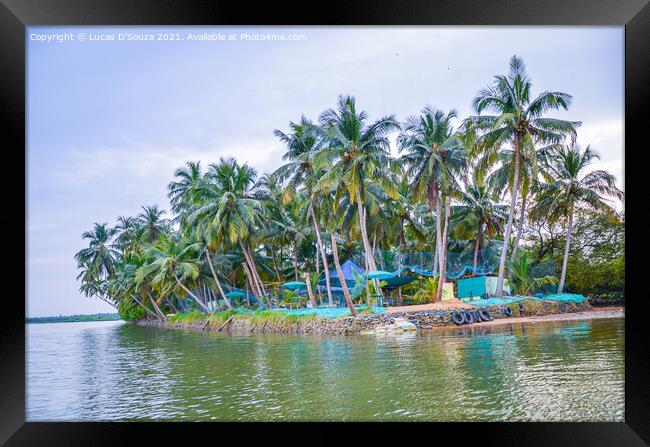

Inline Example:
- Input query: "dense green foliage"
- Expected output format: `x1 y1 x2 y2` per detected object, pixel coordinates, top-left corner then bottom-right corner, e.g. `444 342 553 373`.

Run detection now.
117 299 148 321
74 55 624 320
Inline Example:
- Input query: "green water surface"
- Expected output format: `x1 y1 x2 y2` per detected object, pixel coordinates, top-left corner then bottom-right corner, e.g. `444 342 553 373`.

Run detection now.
26 317 624 421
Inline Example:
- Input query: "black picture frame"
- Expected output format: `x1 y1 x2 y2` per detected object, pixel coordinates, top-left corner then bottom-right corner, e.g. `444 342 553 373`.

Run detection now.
2 0 648 444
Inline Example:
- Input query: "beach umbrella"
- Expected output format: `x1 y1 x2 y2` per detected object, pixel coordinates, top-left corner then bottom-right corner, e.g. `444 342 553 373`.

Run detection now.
366 270 395 280
281 281 307 291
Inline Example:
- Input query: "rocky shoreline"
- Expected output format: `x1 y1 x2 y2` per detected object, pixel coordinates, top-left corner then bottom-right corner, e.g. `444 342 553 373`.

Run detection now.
134 299 595 336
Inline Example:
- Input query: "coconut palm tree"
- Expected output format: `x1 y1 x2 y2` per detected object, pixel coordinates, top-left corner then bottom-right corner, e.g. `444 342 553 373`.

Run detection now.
529 144 623 292
74 223 119 281
273 116 335 306
450 181 508 271
398 107 464 269
114 216 141 255
136 205 169 244
189 157 269 305
167 161 205 223
398 107 466 301
467 55 580 297
136 232 210 314
315 95 401 274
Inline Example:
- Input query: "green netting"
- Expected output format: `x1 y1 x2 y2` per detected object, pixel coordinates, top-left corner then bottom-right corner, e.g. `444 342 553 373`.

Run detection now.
370 242 503 280
539 293 588 303
470 296 525 306
469 293 588 307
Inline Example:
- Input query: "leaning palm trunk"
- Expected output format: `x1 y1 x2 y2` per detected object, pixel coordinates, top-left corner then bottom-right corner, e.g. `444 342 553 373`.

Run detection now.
331 233 356 316
239 241 264 298
303 272 317 308
242 262 258 301
436 196 451 302
558 207 574 293
172 271 211 314
246 245 267 296
511 194 528 261
145 290 168 322
310 204 334 306
496 135 521 296
241 261 259 301
206 249 233 309
131 294 160 320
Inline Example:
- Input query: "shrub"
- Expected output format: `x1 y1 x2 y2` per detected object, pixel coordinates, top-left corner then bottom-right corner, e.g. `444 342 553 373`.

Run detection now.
118 299 147 321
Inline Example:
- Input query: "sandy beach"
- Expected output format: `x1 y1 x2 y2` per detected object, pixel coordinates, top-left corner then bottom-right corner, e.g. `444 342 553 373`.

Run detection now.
467 306 624 327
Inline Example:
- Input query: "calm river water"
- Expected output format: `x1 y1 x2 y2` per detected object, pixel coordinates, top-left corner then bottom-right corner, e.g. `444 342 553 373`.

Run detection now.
26 317 624 421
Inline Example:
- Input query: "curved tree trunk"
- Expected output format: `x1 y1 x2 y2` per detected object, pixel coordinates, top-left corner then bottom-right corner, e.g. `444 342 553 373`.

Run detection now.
131 294 160 320
331 233 356 316
145 290 168 322
206 249 233 309
496 134 521 297
511 193 528 261
240 241 264 299
241 261 261 308
436 195 451 302
558 206 574 293
246 245 267 297
310 203 334 306
303 272 317 308
172 271 211 314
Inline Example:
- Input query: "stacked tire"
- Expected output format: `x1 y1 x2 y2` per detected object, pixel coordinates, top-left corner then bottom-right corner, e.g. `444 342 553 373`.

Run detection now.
451 309 493 325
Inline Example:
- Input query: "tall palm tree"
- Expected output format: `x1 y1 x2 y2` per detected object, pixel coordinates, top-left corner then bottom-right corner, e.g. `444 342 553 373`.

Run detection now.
136 205 169 244
467 55 580 296
114 216 140 255
529 144 623 292
398 108 464 270
398 107 466 301
273 116 335 306
450 181 507 271
167 161 205 223
315 95 401 274
189 158 269 305
74 223 119 281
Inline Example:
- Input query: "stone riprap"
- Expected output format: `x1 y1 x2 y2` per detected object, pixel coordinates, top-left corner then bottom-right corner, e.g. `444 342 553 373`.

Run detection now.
135 299 592 335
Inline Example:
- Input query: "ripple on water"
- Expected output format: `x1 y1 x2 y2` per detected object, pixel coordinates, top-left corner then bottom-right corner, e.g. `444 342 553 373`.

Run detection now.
26 318 624 421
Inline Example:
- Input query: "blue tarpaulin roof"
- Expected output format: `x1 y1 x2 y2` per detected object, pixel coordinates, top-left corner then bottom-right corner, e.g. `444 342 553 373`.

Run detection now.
329 259 365 280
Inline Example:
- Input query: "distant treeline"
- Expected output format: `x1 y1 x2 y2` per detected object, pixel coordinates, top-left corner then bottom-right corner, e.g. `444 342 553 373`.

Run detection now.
26 313 120 324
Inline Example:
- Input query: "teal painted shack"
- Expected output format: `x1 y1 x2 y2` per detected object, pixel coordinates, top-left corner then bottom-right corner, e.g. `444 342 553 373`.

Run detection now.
457 276 511 300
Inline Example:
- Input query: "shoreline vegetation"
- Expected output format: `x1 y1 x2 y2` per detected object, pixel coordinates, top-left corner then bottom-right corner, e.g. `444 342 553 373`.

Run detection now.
134 298 609 336
74 55 624 335
26 313 120 324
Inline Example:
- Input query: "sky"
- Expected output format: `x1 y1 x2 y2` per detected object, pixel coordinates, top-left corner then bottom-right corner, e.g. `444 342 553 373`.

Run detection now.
27 26 624 317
